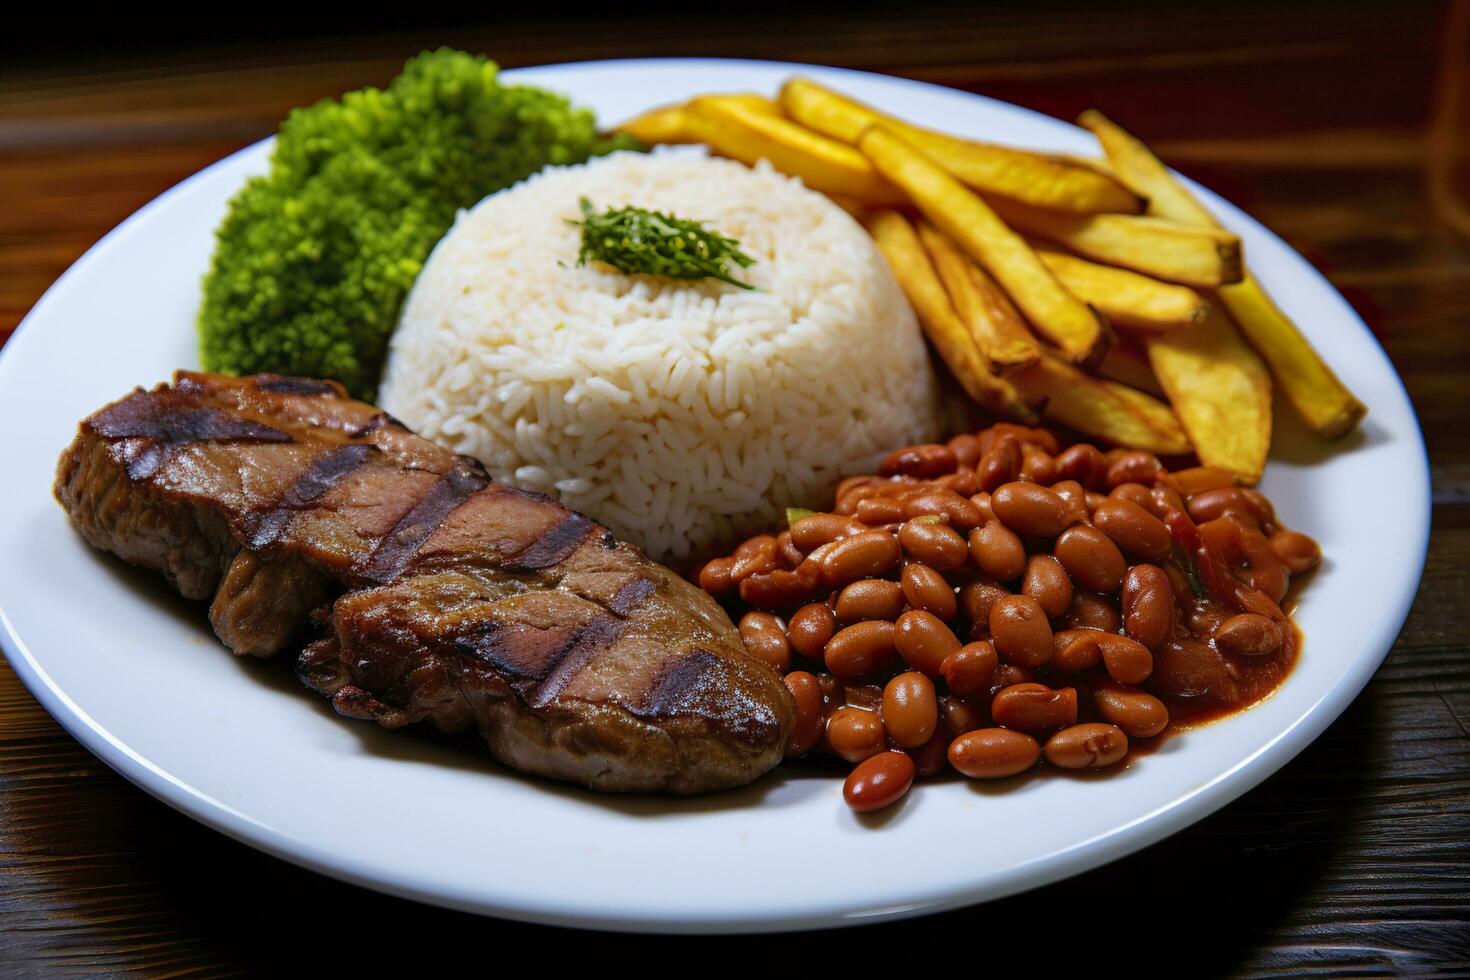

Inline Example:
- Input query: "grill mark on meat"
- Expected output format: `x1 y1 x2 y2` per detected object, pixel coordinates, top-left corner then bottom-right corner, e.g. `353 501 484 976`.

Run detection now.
254 376 341 397
454 622 580 682
608 575 656 617
504 512 596 572
91 397 294 446
348 412 394 438
638 648 721 720
357 459 488 583
248 443 374 550
526 615 626 708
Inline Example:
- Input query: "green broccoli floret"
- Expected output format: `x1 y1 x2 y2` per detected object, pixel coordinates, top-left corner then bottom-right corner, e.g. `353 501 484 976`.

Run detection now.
199 48 639 400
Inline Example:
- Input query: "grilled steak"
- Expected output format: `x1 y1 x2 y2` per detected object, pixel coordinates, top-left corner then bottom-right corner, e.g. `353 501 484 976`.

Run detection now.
55 372 793 794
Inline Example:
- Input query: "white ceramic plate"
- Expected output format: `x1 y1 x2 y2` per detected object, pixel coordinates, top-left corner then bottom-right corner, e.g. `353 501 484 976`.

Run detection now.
0 59 1430 933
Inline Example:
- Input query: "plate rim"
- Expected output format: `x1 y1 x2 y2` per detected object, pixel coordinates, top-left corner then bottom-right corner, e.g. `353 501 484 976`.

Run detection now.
0 56 1433 933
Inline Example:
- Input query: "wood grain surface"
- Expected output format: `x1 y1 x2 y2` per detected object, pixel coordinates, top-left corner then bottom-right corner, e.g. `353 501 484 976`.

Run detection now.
2 3 1467 975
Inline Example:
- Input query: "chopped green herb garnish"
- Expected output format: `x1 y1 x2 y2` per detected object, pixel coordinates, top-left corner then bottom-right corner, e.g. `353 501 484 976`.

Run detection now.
570 197 756 288
786 507 816 527
915 515 945 525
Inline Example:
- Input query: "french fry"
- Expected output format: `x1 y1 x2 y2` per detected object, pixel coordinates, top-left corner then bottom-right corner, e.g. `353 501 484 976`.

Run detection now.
859 125 1108 365
684 96 904 203
865 210 1039 422
615 103 698 145
782 77 1142 214
917 222 1041 369
1096 340 1165 397
1082 109 1366 437
1012 355 1191 455
1036 248 1207 331
990 198 1243 289
1144 303 1272 484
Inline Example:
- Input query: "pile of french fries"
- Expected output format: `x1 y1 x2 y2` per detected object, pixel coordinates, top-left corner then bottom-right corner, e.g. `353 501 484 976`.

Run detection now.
617 79 1366 485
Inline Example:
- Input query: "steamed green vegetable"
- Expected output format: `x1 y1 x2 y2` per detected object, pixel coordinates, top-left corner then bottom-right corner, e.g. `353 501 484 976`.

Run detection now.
199 48 637 400
571 198 756 288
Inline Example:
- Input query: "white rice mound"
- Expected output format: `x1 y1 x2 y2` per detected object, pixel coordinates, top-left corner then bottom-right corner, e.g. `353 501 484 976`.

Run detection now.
381 151 941 562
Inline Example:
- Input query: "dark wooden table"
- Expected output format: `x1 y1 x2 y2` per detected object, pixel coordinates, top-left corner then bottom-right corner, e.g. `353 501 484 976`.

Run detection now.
3 4 1467 974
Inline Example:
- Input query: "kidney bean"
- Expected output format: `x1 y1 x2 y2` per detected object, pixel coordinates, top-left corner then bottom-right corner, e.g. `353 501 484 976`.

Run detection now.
1106 451 1162 489
989 595 1054 668
835 579 905 623
960 579 1011 638
1270 529 1322 573
819 529 901 587
883 672 939 748
937 468 980 497
901 563 958 620
905 490 984 529
789 512 862 551
976 435 1023 491
1085 491 1108 512
969 521 1027 581
1093 498 1172 561
970 491 996 524
1151 483 1187 520
729 535 779 582
1055 443 1108 489
991 683 1077 730
825 706 887 763
1165 466 1237 496
941 641 999 695
1021 445 1060 485
1055 524 1127 593
991 482 1074 537
1044 724 1129 768
895 609 962 675
1099 633 1154 685
948 433 983 468
738 612 791 673
783 671 825 757
881 443 957 479
824 620 898 679
948 728 1041 778
939 693 989 738
739 560 824 609
1049 629 1103 672
988 661 1036 694
1197 515 1289 602
1022 554 1074 619
1121 564 1175 650
985 423 1059 454
1162 562 1195 605
855 496 907 525
1187 486 1271 526
1094 685 1170 737
1049 480 1092 524
698 557 735 596
843 751 915 812
909 732 952 777
900 518 970 570
1109 481 1155 510
787 603 837 659
1067 592 1122 632
1213 613 1284 657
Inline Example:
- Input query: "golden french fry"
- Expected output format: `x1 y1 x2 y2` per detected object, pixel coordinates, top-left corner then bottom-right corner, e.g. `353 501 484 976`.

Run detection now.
1012 354 1191 455
990 198 1243 289
1082 109 1365 437
1144 303 1272 484
615 103 698 145
917 222 1041 369
1035 248 1207 331
685 96 904 203
1096 340 1165 397
1216 274 1365 438
865 210 1039 422
860 126 1107 365
782 77 1141 214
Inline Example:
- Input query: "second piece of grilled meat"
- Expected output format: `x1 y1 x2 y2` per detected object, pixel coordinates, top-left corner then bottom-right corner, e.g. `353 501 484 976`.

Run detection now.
55 371 793 794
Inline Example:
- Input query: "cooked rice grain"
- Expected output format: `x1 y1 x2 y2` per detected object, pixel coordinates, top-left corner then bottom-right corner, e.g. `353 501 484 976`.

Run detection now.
381 151 940 561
